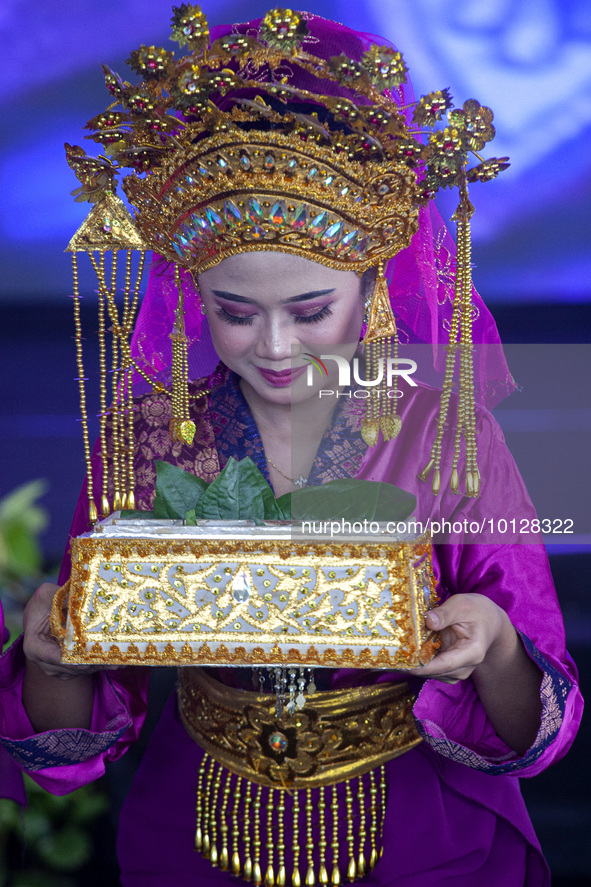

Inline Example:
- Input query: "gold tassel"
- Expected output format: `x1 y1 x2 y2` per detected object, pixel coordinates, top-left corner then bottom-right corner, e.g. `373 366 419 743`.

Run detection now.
193 761 391 887
169 265 196 446
361 262 400 446
66 193 147 518
419 167 479 496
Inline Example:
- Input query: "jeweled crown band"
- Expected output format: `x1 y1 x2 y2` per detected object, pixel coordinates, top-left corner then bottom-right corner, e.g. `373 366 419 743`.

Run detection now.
125 132 420 272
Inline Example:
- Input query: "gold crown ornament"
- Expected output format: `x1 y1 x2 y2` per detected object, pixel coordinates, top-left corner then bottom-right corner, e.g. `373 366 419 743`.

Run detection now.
65 5 509 517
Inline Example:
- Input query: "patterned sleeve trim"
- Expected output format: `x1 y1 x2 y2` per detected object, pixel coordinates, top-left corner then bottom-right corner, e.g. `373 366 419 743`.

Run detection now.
0 683 132 772
413 632 572 775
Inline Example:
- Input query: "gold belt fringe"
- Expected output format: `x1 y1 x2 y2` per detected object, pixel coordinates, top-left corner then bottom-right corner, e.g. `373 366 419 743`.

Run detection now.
178 668 421 885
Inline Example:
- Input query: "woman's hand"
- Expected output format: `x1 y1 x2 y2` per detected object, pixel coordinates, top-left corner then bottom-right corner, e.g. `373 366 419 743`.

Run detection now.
22 583 104 731
409 593 543 755
408 593 513 684
23 583 102 680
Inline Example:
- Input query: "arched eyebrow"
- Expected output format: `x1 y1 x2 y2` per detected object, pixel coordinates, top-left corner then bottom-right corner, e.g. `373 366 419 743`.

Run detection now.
211 288 336 304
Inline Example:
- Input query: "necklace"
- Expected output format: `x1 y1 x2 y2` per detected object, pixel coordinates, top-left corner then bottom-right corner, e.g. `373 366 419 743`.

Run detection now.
266 457 308 489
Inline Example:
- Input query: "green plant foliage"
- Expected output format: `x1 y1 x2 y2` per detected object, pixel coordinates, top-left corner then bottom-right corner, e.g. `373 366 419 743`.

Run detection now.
152 460 208 519
126 457 416 524
0 481 49 583
0 775 109 885
187 457 283 522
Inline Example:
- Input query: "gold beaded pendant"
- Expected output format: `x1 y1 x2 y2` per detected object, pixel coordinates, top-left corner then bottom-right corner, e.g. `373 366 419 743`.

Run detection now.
419 168 480 497
360 262 401 448
66 193 147 521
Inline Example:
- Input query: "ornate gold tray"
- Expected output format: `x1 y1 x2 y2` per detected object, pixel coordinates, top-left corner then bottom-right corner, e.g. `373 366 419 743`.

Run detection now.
53 518 439 667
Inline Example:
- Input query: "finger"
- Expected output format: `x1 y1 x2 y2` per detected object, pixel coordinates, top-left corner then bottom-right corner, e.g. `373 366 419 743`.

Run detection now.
413 641 483 678
425 600 470 633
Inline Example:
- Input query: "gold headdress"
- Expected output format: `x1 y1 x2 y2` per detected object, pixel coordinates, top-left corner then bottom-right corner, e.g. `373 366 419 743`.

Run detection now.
66 5 508 516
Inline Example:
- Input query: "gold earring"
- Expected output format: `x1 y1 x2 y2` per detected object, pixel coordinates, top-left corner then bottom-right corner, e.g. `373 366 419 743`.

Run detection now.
169 264 197 446
361 262 401 447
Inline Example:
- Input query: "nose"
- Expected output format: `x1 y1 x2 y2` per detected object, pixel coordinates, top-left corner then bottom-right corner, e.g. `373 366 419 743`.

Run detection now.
255 314 302 362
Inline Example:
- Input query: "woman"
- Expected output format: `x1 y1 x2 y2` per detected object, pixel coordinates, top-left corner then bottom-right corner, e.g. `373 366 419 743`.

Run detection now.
0 8 582 886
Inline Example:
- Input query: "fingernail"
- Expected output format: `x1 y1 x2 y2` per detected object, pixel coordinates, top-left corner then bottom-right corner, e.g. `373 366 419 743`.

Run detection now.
428 610 440 628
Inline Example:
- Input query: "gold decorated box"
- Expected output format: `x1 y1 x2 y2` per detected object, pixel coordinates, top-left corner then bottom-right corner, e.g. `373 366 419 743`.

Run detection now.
54 518 439 668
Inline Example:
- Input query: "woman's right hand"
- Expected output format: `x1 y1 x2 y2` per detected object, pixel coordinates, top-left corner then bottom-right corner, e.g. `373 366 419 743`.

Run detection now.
23 582 103 680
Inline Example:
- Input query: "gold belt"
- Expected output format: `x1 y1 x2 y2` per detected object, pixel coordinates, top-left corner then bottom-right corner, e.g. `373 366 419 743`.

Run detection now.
178 668 421 885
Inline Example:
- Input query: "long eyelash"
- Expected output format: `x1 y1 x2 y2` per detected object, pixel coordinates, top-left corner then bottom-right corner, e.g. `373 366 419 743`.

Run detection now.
215 306 254 326
293 305 333 325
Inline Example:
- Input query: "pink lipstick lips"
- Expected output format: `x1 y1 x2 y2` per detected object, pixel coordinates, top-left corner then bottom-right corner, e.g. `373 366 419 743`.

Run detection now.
256 365 307 387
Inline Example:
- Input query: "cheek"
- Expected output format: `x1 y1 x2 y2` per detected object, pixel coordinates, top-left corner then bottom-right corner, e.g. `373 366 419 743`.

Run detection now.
206 315 254 363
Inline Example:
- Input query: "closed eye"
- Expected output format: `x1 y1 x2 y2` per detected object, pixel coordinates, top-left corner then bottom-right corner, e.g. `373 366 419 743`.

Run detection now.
214 306 255 326
293 305 333 324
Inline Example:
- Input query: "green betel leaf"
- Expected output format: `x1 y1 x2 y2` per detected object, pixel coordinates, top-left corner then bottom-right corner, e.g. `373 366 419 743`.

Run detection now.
280 478 416 523
192 457 283 521
152 460 208 519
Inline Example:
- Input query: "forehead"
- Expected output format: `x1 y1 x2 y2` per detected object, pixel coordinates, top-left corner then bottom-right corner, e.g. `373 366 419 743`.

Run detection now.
199 250 360 295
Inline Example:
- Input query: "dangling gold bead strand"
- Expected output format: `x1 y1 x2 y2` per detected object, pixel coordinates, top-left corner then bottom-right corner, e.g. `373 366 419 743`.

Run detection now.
356 776 366 877
369 769 378 870
292 789 301 887
202 756 216 858
253 784 263 887
219 767 232 870
277 790 286 887
318 786 328 885
195 752 209 852
330 785 340 886
121 250 135 509
244 780 253 882
265 787 276 886
379 766 387 859
305 788 315 886
71 253 97 523
232 776 243 876
97 282 110 516
209 762 223 867
345 780 356 882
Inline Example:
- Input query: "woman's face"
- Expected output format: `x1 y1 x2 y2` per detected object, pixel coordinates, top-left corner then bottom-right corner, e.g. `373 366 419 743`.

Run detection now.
198 251 365 406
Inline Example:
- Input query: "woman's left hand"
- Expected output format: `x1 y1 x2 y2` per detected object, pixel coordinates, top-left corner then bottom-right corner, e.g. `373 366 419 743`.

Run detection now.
407 593 516 684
